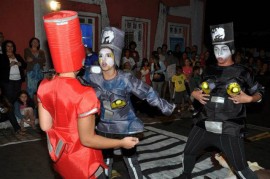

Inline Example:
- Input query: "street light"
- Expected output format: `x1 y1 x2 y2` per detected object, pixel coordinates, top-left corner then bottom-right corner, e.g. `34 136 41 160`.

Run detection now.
50 0 61 11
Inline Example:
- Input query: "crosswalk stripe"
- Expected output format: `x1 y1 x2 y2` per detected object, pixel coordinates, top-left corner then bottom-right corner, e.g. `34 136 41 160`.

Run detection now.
137 126 229 178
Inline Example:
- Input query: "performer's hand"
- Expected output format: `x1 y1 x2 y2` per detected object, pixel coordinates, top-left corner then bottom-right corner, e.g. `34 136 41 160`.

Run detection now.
121 137 139 149
228 91 252 104
191 90 210 105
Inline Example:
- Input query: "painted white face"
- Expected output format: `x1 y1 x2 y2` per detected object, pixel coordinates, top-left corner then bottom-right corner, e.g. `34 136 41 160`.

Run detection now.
99 48 115 70
214 45 231 62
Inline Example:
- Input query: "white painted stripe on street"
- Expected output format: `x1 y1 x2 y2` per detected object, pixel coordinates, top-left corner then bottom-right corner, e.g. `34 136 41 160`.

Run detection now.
140 155 183 171
139 134 168 145
138 127 229 178
114 126 229 178
0 138 42 147
247 124 270 132
145 126 188 142
142 131 156 137
138 144 185 161
139 138 179 151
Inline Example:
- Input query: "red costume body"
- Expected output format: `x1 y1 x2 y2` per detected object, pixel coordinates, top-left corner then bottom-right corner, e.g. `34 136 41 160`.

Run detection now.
38 76 106 178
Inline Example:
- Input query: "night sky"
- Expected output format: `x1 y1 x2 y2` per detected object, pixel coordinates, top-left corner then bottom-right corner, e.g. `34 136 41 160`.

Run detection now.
204 0 270 49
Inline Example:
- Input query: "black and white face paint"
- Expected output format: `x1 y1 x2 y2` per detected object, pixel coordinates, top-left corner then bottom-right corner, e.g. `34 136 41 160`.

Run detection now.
214 44 231 61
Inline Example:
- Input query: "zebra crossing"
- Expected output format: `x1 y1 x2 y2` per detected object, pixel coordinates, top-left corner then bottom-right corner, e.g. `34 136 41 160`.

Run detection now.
134 126 229 179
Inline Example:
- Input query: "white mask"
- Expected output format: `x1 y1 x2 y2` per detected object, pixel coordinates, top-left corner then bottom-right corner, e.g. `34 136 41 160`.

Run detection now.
214 45 231 61
99 48 115 70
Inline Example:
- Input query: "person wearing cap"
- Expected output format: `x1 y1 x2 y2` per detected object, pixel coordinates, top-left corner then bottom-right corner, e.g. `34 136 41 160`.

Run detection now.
82 27 175 179
37 11 139 179
178 22 264 179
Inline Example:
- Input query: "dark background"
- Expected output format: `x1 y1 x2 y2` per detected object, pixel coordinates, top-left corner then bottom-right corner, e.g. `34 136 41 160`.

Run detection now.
204 0 270 50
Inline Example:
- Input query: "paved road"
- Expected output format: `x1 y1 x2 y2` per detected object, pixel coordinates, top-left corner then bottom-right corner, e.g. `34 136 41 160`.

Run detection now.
0 110 269 179
113 112 270 179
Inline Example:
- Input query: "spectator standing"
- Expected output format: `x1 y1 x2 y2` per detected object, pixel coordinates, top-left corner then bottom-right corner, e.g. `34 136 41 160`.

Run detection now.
173 43 183 62
129 41 141 78
151 53 166 97
129 41 140 64
0 40 27 103
121 49 136 70
171 66 188 113
166 50 179 101
140 58 151 86
24 37 46 98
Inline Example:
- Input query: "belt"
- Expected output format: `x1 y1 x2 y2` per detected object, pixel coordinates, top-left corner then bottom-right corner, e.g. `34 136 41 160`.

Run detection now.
196 120 244 137
196 121 223 134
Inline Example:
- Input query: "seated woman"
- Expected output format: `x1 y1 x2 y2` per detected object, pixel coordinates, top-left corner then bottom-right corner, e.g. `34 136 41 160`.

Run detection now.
0 86 25 135
14 90 36 130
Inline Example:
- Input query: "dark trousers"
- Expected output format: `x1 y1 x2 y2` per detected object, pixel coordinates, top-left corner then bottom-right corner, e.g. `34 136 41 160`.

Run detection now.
182 126 258 179
0 111 21 132
2 80 22 103
103 146 143 179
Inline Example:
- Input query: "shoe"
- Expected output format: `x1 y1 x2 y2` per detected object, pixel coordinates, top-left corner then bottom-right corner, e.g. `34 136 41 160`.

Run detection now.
15 129 26 135
21 127 27 132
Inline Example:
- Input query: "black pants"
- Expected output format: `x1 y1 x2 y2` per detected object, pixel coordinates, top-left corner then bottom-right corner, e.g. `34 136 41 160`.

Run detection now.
102 146 143 179
182 126 258 179
2 80 22 104
96 131 143 179
0 111 21 132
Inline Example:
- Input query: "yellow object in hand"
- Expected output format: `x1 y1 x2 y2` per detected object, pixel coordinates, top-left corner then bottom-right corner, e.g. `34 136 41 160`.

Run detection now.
201 81 210 94
111 99 126 109
227 83 241 95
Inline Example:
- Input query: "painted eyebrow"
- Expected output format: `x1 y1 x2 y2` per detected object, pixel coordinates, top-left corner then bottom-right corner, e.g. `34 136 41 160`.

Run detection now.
99 52 113 56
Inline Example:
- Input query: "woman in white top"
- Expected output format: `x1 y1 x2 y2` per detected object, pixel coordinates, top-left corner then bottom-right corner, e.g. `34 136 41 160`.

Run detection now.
0 40 27 103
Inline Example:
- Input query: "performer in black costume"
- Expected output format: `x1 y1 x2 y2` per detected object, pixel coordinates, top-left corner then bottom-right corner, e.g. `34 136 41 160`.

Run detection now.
178 22 264 179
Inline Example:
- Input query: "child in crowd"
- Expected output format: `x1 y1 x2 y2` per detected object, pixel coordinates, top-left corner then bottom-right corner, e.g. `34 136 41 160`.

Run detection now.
14 90 36 130
122 61 135 76
140 58 151 86
171 66 189 113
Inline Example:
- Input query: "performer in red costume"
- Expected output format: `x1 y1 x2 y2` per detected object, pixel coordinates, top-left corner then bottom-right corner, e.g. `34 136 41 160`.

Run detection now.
37 11 139 179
